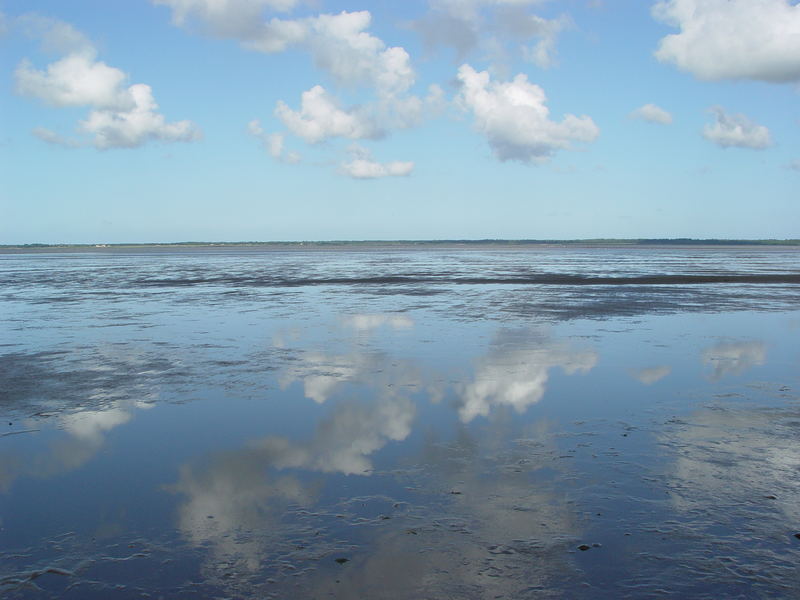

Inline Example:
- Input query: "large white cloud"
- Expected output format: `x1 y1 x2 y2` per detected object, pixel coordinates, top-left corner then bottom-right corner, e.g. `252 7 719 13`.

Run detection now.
245 12 417 96
15 52 133 110
456 64 599 163
157 3 440 159
275 85 382 143
702 107 772 150
653 0 800 82
159 6 416 94
16 16 201 150
305 11 414 95
81 83 202 149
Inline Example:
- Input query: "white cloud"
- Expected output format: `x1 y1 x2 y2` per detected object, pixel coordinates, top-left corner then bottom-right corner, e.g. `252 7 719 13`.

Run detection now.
153 0 299 38
496 8 571 68
456 64 599 163
413 0 568 66
340 158 414 179
630 103 673 125
339 145 413 179
160 7 416 95
15 53 134 110
275 85 382 143
16 17 201 150
80 83 202 149
32 127 82 148
247 119 300 162
305 11 415 95
702 107 772 150
653 0 800 82
159 5 438 156
788 160 800 172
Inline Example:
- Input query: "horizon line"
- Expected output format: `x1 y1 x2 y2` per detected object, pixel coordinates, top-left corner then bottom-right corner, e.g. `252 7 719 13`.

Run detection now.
3 237 800 249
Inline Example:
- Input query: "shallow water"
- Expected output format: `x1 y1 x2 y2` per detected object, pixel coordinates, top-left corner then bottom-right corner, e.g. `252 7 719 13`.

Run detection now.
1 246 799 598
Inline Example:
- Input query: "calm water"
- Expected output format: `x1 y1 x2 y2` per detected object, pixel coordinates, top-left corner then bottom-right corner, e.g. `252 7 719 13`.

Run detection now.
1 245 799 599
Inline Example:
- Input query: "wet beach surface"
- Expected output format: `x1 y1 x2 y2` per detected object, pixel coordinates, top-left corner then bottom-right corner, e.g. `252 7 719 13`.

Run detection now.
1 246 799 598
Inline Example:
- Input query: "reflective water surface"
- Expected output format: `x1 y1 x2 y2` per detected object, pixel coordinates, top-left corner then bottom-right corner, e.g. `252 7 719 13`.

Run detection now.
1 246 799 598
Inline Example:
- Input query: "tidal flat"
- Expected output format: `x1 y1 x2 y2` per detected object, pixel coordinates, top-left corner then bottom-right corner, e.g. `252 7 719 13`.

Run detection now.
1 245 799 598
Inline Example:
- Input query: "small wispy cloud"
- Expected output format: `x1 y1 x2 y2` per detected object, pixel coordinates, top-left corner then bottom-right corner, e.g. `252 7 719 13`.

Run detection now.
339 144 413 179
702 106 771 150
629 103 672 125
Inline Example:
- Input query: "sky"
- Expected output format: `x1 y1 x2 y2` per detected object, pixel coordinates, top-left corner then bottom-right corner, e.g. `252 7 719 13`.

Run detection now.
1 0 799 243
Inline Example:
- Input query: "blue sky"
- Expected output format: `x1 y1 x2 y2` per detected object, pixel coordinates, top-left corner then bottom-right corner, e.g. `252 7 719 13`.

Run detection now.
1 0 799 243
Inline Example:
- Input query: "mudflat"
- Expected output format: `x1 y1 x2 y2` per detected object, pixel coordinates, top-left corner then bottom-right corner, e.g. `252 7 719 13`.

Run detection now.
1 245 799 598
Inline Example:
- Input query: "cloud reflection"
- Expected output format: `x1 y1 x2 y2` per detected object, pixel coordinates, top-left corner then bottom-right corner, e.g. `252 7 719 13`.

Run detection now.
702 340 766 380
340 313 414 332
0 345 165 491
168 321 597 594
169 394 415 573
458 331 597 422
630 365 672 385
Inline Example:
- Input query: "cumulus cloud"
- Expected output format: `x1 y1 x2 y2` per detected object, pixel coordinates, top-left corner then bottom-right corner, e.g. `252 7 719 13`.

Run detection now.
153 0 299 38
158 4 441 157
496 8 571 68
305 11 415 95
81 83 201 149
456 64 599 163
275 85 382 143
15 53 133 110
16 16 201 150
653 0 800 82
412 0 567 66
159 7 416 95
244 11 417 96
630 103 673 125
339 145 414 179
702 107 772 150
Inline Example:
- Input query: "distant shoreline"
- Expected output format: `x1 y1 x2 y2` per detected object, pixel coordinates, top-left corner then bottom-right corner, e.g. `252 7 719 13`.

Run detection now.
1 238 799 253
